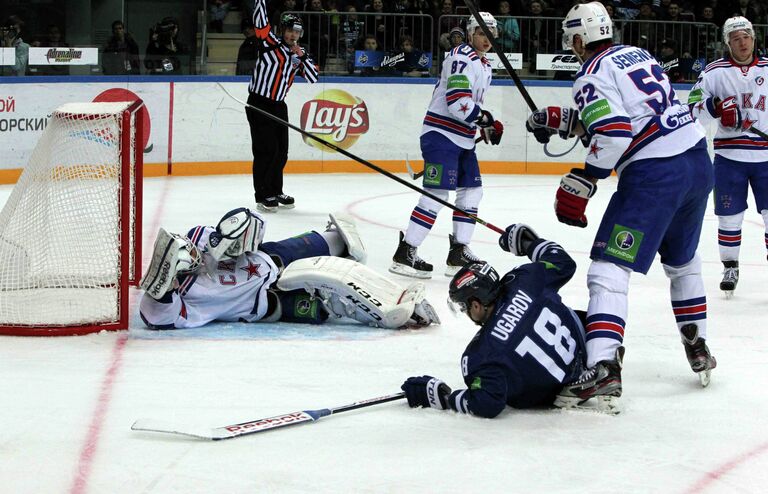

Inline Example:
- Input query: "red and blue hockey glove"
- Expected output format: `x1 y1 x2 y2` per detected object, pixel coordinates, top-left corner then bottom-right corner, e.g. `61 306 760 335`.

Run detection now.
401 375 451 410
499 223 539 256
481 120 504 145
555 168 597 228
714 96 742 129
526 107 581 144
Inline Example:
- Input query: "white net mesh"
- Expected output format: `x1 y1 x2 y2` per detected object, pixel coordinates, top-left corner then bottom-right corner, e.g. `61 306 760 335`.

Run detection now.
0 102 138 330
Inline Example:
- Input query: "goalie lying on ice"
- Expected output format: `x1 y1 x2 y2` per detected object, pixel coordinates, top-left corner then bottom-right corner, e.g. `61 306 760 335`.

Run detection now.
138 208 440 330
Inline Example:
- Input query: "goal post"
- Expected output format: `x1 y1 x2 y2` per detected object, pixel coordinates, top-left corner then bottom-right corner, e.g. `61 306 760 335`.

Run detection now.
0 100 144 336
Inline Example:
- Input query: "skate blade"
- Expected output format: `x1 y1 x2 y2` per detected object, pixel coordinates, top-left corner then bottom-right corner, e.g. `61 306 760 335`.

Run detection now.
278 203 295 209
723 290 734 300
698 369 711 387
444 265 462 277
256 204 278 213
554 395 621 415
389 263 432 279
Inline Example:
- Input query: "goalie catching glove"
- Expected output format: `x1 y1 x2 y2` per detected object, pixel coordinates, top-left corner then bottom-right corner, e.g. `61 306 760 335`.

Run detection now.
401 375 451 410
526 107 581 144
555 168 597 228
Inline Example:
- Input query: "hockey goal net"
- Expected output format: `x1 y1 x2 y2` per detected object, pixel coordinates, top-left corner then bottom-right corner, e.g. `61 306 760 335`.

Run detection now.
0 101 144 336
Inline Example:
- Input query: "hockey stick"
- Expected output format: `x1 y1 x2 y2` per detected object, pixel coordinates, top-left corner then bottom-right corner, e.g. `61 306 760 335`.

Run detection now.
217 83 505 234
748 124 768 141
132 392 406 441
462 0 537 112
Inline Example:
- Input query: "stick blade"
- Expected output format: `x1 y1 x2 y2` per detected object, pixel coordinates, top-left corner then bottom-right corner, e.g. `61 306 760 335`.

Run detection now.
131 419 222 441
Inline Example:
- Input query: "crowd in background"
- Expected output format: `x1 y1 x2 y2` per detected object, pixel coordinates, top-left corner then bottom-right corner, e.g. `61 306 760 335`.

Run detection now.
1 0 767 78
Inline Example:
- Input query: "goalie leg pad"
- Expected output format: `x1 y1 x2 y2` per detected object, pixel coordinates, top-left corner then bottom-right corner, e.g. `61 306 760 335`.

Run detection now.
327 211 367 264
276 289 329 324
277 256 432 328
140 228 201 300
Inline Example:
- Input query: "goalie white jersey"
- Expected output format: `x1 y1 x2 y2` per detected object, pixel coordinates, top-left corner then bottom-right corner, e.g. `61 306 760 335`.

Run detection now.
688 56 768 163
421 43 492 149
573 45 705 178
139 226 279 329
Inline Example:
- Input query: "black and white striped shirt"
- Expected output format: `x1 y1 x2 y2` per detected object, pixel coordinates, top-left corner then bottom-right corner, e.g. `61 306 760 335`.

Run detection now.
249 0 319 101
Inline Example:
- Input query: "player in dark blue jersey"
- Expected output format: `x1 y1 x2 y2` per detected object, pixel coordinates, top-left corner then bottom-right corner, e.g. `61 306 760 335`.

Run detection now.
401 224 598 417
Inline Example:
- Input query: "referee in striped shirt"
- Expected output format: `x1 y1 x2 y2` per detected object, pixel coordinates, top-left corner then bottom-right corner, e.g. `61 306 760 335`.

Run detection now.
248 0 318 212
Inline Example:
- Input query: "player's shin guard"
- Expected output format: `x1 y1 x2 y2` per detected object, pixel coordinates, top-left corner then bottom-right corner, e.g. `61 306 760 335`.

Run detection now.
585 261 630 368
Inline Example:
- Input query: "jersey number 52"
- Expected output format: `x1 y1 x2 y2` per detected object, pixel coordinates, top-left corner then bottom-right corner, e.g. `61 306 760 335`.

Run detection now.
515 307 577 382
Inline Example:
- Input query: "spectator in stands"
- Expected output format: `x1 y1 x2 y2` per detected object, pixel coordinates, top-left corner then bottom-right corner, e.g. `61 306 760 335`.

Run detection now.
304 0 331 70
236 18 258 75
732 0 764 23
448 26 464 48
496 0 520 53
145 16 189 75
357 34 387 76
0 15 29 76
340 6 365 73
270 0 297 26
696 5 721 60
209 0 232 34
658 2 693 56
387 35 430 76
365 0 392 50
603 2 625 44
658 38 684 82
32 24 69 76
103 20 141 75
438 0 462 52
524 1 553 72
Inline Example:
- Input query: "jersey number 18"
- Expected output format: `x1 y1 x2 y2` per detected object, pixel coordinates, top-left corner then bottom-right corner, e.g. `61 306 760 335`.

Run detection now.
515 307 576 382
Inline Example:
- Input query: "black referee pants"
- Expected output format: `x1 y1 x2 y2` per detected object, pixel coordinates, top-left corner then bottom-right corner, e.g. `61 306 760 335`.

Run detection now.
246 93 289 202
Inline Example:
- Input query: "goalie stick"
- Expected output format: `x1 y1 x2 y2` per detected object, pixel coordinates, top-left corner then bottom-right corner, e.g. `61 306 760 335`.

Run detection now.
217 83 504 235
131 392 406 441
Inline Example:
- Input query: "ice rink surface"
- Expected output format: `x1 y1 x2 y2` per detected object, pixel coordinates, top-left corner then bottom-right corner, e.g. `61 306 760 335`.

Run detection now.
1 173 767 494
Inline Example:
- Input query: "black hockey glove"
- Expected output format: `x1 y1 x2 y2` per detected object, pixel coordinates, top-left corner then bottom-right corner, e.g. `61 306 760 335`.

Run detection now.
499 223 539 256
475 109 495 129
401 375 451 410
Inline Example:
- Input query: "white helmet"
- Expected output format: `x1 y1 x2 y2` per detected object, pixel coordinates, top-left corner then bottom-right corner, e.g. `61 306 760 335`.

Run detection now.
723 16 754 47
467 12 498 39
562 1 612 50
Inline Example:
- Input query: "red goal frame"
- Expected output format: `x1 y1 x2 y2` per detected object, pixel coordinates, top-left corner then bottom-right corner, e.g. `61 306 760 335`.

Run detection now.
0 100 144 336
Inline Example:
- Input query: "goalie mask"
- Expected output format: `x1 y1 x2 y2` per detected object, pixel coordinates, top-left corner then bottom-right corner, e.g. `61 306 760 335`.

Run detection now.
562 1 612 50
447 262 501 316
207 208 265 261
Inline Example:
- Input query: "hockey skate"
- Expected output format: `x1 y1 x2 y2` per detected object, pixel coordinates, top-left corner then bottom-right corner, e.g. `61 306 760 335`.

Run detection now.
554 346 624 415
139 228 201 300
257 197 279 213
277 194 295 209
719 260 739 298
445 234 483 277
680 323 717 387
389 232 433 279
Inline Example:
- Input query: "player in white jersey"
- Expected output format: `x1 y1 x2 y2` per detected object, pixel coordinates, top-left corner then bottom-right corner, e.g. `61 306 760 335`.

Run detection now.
688 16 768 297
389 12 504 280
525 2 716 409
138 208 439 330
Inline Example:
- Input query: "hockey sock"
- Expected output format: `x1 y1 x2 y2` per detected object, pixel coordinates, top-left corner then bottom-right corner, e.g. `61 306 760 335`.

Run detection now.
585 261 630 368
664 254 707 339
404 189 449 247
453 186 482 245
717 212 744 262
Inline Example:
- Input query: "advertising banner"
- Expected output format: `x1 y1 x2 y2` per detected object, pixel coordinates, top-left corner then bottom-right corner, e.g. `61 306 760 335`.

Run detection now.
28 47 99 66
